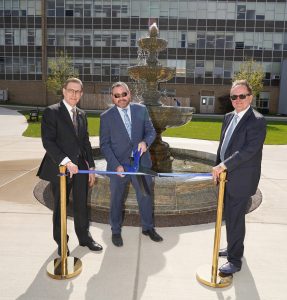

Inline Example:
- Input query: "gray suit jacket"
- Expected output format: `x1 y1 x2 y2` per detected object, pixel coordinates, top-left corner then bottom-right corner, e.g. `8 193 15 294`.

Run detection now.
100 103 156 171
216 107 266 197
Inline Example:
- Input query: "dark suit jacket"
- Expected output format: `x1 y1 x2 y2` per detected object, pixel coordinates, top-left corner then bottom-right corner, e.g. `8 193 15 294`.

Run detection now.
37 101 95 183
99 103 156 171
216 107 266 197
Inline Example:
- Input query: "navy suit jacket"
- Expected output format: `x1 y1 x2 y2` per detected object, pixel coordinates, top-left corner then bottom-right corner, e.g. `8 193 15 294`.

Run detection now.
100 103 156 171
216 107 266 197
37 101 95 183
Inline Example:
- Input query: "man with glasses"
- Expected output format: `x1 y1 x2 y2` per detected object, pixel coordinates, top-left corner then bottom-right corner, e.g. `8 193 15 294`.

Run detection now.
100 81 163 247
212 79 266 275
37 77 103 256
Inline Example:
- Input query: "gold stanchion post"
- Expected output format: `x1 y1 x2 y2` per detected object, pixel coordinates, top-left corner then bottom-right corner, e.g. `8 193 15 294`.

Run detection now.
47 166 82 279
196 171 232 288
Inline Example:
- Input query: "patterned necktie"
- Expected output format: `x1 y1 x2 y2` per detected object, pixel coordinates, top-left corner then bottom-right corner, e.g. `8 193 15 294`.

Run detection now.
122 108 131 139
220 114 239 161
71 107 78 135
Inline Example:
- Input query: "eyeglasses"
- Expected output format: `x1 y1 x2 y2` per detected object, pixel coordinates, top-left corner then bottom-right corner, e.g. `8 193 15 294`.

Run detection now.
230 94 250 101
113 92 128 98
65 88 82 96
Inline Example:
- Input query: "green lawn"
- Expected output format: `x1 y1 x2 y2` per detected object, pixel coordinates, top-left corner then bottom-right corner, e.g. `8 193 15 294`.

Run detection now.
21 112 287 145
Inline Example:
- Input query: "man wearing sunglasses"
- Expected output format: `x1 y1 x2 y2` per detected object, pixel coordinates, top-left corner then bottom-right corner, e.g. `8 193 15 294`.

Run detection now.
212 79 266 275
100 81 163 247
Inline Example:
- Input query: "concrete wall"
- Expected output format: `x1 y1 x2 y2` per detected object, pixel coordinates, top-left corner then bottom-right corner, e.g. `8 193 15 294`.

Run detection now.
0 80 47 106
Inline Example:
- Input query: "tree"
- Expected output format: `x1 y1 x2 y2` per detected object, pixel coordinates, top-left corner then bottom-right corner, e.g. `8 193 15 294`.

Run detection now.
46 51 79 100
233 58 265 106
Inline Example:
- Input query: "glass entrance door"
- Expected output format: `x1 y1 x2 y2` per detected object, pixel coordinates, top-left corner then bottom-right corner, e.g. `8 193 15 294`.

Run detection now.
200 96 215 113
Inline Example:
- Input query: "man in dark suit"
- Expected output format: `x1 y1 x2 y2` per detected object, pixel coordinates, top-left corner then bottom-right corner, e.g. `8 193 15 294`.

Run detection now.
100 81 163 247
37 77 102 255
212 80 266 275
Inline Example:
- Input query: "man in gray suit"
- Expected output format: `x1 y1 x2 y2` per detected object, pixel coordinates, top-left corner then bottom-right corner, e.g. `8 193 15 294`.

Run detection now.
100 82 163 247
212 80 266 275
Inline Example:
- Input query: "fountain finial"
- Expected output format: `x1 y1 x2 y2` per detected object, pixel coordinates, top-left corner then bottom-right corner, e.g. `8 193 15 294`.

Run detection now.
149 23 159 38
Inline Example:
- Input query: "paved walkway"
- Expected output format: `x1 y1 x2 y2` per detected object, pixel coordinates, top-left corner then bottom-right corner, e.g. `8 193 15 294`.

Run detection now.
0 107 286 300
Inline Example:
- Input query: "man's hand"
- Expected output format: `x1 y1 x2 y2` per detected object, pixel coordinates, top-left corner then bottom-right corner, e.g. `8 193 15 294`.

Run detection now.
66 161 78 178
138 141 147 155
88 173 96 187
212 164 226 183
116 165 125 177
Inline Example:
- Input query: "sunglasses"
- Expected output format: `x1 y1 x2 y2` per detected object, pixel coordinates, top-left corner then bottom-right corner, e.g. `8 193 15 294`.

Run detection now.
113 92 128 98
230 94 250 101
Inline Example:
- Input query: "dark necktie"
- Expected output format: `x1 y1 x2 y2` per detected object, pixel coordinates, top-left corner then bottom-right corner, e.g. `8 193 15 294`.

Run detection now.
220 114 239 161
71 107 78 135
122 108 131 139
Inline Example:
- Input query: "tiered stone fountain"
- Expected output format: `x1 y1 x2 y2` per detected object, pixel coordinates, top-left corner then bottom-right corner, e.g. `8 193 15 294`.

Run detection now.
128 23 194 172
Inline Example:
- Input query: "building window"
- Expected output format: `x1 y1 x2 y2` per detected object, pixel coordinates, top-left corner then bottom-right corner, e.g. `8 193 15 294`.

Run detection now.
0 57 5 73
83 63 91 75
216 35 225 49
48 35 56 46
120 64 128 76
235 42 244 49
84 4 91 17
65 9 73 16
246 10 255 20
5 30 13 45
111 64 120 76
224 61 233 78
84 35 91 46
206 34 215 49
93 64 101 75
130 32 137 47
186 60 195 77
180 33 186 48
195 61 205 78
197 33 206 49
256 15 265 20
237 5 246 19
214 61 224 78
256 92 270 110
28 29 35 46
102 64 110 76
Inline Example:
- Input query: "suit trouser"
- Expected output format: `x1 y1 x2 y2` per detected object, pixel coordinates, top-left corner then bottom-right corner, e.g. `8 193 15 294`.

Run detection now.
51 157 91 245
109 174 154 234
224 191 249 268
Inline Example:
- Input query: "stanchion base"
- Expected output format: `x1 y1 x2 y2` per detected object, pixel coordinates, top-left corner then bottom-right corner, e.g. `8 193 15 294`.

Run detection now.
196 264 233 288
47 257 82 280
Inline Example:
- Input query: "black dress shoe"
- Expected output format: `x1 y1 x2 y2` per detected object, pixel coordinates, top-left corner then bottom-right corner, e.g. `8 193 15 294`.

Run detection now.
80 239 103 251
219 262 241 275
57 245 70 257
112 234 123 247
142 228 163 242
219 248 228 257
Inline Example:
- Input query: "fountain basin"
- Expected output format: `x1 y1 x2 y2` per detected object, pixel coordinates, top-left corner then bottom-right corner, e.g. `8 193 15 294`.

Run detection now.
33 148 262 227
147 106 194 129
138 37 168 52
